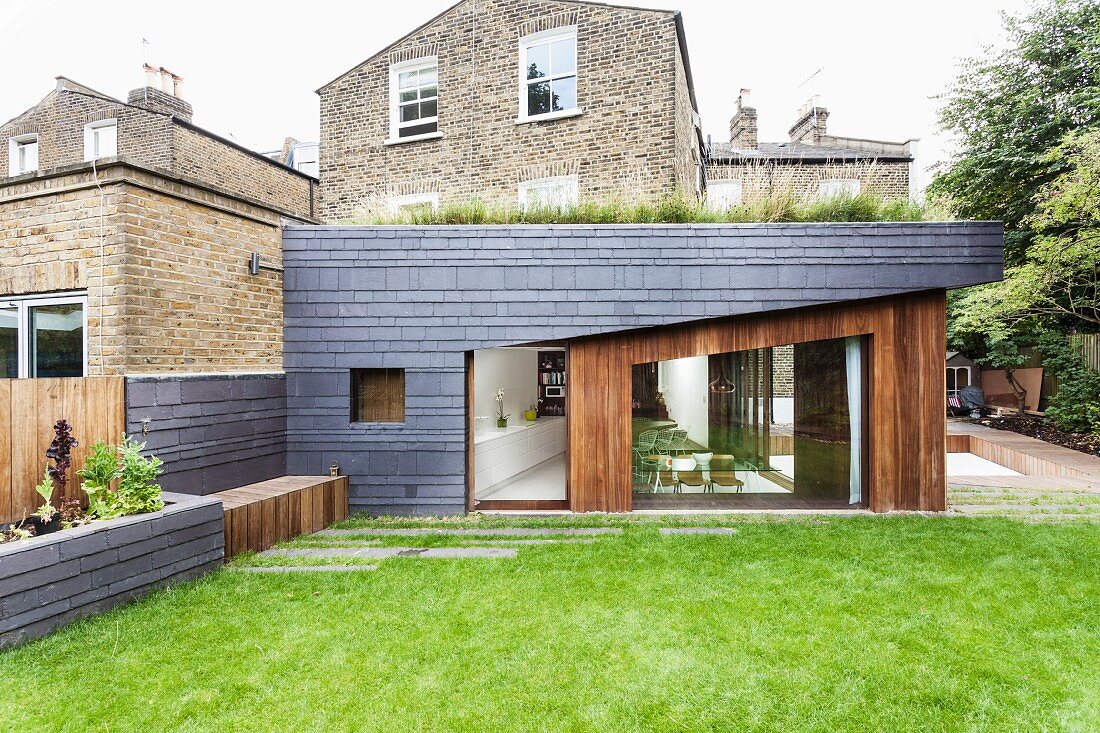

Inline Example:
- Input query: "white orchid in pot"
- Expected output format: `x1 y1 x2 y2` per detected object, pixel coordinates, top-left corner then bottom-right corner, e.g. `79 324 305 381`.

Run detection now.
495 388 510 428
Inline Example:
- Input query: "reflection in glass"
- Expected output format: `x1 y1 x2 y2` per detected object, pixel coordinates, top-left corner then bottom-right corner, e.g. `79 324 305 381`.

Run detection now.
0 306 16 378
528 81 551 115
630 337 863 507
30 303 83 377
526 43 550 78
550 37 576 74
551 77 576 112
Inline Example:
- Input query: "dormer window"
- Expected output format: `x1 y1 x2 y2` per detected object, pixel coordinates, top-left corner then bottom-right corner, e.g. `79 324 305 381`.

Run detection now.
388 58 439 144
8 134 38 176
518 27 579 123
83 119 117 161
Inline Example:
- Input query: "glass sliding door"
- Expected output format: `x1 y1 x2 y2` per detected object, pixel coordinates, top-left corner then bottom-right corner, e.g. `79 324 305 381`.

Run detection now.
630 336 865 508
0 295 87 378
0 305 17 378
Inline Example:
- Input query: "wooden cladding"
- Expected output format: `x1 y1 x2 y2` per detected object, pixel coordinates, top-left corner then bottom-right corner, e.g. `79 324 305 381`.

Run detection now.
0 377 126 523
216 476 349 560
565 290 948 513
351 368 405 423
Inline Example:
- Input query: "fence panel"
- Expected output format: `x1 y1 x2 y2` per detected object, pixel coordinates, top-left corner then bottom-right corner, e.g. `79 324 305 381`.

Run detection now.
1070 334 1100 372
1 377 125 524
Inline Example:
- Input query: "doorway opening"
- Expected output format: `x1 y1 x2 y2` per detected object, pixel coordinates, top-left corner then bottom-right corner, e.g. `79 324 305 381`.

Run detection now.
469 345 568 509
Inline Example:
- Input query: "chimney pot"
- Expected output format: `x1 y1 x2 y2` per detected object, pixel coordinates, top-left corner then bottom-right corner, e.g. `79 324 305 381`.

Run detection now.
730 87 758 150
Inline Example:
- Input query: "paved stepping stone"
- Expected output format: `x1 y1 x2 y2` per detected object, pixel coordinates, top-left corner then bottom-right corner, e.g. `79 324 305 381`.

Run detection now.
476 538 597 545
659 527 738 535
234 564 378 573
317 527 622 537
260 547 517 559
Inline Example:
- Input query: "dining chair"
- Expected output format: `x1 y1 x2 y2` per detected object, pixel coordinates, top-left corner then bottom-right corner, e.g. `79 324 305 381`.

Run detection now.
654 469 677 493
709 471 744 493
653 429 674 456
677 470 707 493
632 430 659 475
667 429 689 455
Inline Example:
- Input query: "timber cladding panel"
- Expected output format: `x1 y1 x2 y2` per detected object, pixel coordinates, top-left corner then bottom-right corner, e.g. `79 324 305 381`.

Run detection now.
0 377 126 523
565 290 948 512
282 222 1002 515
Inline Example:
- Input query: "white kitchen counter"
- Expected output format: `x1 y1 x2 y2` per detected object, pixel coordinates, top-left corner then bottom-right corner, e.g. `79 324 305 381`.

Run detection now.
474 417 565 493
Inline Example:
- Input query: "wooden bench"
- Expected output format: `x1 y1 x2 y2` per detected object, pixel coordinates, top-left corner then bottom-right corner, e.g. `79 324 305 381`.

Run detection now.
213 476 349 561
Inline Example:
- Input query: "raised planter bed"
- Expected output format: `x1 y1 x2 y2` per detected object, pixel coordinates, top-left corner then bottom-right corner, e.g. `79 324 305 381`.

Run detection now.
0 492 224 649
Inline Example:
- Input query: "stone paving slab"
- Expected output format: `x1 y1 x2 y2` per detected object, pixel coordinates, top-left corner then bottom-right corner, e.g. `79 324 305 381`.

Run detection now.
260 547 518 559
234 565 378 573
658 527 738 535
316 528 622 537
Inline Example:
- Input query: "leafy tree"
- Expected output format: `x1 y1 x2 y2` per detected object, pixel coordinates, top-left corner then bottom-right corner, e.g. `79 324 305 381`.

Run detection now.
930 0 1100 263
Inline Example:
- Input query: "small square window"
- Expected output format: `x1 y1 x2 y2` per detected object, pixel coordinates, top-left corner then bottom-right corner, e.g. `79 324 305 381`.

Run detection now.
8 134 38 176
707 180 743 210
519 175 578 211
818 179 860 199
351 368 405 423
84 119 117 161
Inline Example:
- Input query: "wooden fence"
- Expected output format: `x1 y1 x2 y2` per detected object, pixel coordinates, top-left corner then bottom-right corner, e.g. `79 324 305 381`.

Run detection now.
1069 333 1100 372
0 377 126 524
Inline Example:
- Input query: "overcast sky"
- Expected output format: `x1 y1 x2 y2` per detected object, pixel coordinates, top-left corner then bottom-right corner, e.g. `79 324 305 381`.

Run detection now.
0 0 1031 191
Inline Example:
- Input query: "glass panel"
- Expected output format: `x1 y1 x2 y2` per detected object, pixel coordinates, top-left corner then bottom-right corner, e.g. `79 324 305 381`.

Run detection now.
420 99 437 118
551 36 576 75
398 121 437 138
630 338 863 509
399 89 418 103
419 65 437 85
0 306 17 378
398 69 417 88
401 103 421 122
30 302 83 377
551 76 576 112
526 42 549 79
527 81 551 116
96 123 117 157
420 84 437 100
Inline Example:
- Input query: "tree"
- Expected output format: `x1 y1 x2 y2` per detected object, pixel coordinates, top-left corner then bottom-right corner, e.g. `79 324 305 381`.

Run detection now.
929 0 1100 264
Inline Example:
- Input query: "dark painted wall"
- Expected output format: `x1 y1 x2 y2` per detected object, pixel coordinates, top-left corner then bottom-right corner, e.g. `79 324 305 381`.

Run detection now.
281 222 1004 515
125 373 287 495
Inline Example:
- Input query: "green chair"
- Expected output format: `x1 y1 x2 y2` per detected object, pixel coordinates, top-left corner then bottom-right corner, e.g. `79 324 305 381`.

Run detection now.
632 430 659 477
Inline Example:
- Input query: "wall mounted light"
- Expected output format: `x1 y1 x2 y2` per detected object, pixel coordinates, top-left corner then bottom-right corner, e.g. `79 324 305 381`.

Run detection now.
248 253 284 276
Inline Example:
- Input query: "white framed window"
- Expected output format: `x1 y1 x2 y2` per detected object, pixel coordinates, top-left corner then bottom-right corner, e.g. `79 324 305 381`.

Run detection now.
0 293 88 378
388 192 440 216
8 134 39 176
83 119 117 161
288 142 319 177
518 175 578 211
946 366 971 398
707 180 743 210
518 27 579 123
818 178 860 199
388 58 439 143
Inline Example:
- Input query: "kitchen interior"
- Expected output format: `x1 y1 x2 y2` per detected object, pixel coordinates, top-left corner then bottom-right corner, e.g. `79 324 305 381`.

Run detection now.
472 346 567 502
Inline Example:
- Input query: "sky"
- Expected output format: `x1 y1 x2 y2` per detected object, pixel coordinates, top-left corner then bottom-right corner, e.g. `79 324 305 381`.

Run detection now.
0 0 1033 192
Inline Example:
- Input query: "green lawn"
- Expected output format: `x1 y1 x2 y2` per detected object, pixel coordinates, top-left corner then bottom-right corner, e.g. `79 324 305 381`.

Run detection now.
1 515 1097 732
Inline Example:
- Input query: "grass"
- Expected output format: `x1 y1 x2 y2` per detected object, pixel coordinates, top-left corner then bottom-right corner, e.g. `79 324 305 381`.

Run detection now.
1 514 1097 732
345 191 933 225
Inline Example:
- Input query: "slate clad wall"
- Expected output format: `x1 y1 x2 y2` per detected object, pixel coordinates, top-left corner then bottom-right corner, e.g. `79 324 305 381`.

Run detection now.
282 222 1004 515
126 374 287 495
0 492 223 648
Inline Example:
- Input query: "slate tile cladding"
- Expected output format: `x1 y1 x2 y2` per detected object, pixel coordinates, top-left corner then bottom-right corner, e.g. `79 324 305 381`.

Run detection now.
282 222 1004 515
0 492 223 648
126 374 287 495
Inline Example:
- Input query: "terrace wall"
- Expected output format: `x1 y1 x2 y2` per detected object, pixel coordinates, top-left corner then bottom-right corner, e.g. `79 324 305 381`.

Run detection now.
0 492 223 648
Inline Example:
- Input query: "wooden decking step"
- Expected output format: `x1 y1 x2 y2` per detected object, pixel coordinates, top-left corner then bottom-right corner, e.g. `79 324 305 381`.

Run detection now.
316 527 621 537
659 527 738 535
233 565 378 573
213 475 350 561
260 547 518 559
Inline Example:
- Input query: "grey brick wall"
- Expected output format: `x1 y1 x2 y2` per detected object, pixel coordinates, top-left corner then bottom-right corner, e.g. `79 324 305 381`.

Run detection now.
282 222 1004 515
126 374 287 495
0 492 223 648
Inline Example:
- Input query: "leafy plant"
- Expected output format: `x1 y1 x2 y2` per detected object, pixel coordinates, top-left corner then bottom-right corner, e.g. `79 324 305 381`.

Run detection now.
77 441 123 519
1038 331 1100 434
116 436 164 516
45 419 78 495
33 465 57 520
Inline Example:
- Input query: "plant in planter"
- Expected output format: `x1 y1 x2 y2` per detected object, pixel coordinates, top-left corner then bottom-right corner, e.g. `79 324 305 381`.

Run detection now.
495 388 510 428
524 404 538 422
46 419 78 496
0 521 33 544
78 436 164 520
29 466 62 535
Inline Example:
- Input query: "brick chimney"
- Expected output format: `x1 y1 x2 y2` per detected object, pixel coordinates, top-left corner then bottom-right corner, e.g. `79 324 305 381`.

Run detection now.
729 88 758 150
788 97 828 144
127 64 193 122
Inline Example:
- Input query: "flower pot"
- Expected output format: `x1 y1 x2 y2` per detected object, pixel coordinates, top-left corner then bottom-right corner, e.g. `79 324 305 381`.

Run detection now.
523 410 537 422
18 512 62 536
497 419 508 428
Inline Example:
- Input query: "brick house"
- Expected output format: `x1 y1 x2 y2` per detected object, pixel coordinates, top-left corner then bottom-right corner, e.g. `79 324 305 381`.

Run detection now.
705 90 917 209
0 70 317 379
317 0 705 221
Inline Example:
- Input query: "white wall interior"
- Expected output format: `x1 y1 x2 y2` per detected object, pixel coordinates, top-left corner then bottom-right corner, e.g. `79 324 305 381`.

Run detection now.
474 348 539 424
658 355 709 447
